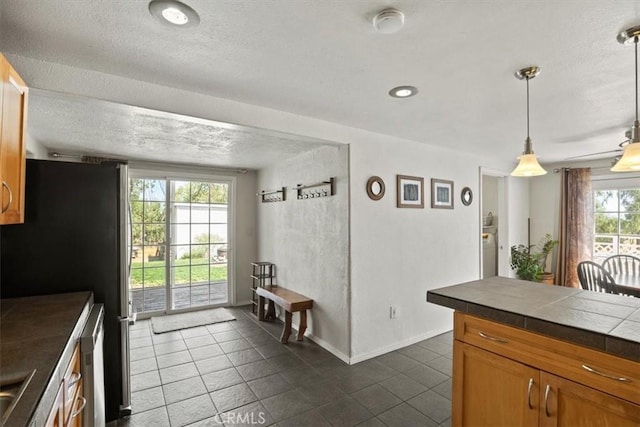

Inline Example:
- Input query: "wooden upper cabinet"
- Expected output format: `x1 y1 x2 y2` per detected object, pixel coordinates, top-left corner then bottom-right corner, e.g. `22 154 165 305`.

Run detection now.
0 53 28 225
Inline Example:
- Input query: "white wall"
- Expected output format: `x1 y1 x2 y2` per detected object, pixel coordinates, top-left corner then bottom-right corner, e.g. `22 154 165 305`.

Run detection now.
349 136 524 362
257 145 350 360
25 133 47 159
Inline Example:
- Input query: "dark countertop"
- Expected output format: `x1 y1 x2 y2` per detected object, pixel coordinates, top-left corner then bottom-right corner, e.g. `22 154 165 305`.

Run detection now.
0 292 93 426
427 276 640 362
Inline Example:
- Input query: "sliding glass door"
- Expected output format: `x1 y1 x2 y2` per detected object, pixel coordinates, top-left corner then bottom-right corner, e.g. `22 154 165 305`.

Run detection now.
129 175 231 316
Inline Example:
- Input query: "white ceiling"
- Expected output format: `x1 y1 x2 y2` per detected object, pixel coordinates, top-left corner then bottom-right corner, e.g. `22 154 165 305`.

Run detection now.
2 0 640 167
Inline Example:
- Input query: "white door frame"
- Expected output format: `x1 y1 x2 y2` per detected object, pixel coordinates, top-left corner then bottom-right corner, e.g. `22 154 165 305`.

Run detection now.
479 167 511 278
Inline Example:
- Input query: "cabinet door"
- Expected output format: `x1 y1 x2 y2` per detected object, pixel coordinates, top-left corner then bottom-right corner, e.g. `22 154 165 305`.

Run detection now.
453 340 539 427
540 372 640 427
0 54 27 225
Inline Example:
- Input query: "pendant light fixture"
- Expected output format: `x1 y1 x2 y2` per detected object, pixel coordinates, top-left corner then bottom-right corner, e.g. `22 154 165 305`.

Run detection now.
612 25 640 172
511 66 547 177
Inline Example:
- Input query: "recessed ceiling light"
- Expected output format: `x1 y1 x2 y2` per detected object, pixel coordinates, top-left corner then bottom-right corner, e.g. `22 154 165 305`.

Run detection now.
389 86 418 98
149 0 200 27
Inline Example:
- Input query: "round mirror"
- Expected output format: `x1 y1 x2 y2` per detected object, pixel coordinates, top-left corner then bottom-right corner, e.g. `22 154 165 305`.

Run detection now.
366 176 385 200
461 187 473 206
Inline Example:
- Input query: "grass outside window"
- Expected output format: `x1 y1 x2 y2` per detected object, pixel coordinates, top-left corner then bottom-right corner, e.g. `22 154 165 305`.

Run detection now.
130 258 227 288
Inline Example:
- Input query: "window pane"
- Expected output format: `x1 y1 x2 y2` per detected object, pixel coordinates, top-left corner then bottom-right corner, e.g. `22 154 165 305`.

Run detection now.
171 266 191 285
209 224 227 242
144 180 166 201
620 236 640 256
131 223 143 246
130 179 145 201
620 189 640 213
143 267 165 286
210 183 228 204
210 263 228 281
189 182 211 204
190 244 209 262
595 213 618 234
173 181 191 203
130 201 144 223
171 245 190 265
191 224 210 243
595 190 617 213
621 213 640 235
191 205 210 223
143 202 165 223
144 225 165 246
594 235 614 258
172 224 191 245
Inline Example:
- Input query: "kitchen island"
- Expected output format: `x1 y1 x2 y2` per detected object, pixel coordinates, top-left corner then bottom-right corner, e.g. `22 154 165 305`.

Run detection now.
427 276 640 426
0 292 93 426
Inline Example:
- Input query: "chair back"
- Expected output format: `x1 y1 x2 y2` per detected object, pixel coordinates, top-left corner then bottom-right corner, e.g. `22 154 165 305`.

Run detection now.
576 261 619 294
602 255 640 276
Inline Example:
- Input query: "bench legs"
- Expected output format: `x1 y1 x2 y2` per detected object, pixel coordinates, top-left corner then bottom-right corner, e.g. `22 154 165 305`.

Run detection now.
281 311 292 344
258 295 266 321
297 310 307 341
280 310 308 344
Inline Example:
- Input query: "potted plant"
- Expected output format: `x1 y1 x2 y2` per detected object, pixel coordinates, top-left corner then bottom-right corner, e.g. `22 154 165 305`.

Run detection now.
510 234 558 283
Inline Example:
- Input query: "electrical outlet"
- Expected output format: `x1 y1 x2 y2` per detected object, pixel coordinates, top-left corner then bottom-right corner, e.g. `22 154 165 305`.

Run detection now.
390 305 398 319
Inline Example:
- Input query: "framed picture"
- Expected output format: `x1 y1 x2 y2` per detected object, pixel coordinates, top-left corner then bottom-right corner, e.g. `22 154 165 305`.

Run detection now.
431 179 454 209
396 175 424 208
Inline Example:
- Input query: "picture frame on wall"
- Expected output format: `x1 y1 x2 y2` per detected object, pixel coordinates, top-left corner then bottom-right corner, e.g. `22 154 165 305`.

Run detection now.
431 178 454 209
396 175 424 208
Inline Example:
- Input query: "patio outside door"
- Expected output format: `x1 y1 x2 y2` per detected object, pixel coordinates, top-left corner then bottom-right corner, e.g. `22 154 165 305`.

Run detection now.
129 176 231 316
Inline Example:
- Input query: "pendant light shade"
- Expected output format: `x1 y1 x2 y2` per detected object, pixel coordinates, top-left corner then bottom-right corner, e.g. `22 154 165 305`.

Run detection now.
512 152 548 176
612 25 640 172
511 66 547 177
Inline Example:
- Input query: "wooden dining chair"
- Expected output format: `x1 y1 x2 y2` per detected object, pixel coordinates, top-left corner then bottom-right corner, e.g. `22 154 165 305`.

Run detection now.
602 254 640 276
576 261 619 294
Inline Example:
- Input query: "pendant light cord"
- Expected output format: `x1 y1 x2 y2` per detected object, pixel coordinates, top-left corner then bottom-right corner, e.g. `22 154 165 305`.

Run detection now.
633 36 638 122
526 76 530 139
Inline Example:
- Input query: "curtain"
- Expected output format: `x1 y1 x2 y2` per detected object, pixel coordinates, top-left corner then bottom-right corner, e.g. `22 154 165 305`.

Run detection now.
556 168 593 287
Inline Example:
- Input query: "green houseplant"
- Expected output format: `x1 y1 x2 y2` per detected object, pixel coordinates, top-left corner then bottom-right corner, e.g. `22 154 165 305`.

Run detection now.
510 234 558 282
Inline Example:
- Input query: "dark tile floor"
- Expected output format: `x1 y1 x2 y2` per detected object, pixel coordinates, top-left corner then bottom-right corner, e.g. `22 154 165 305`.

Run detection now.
115 307 453 427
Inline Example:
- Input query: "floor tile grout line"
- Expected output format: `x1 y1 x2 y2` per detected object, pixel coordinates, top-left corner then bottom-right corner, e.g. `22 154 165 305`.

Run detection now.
128 311 453 426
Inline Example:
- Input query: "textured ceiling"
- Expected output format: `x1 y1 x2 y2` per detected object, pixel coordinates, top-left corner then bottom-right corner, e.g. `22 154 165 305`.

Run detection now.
2 0 640 166
28 90 339 169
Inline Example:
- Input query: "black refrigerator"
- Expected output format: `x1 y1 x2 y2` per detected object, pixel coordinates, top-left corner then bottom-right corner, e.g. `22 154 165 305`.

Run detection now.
0 159 131 422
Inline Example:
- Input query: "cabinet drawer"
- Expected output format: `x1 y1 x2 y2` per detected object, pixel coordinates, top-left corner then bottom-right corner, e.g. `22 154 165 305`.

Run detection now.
454 312 640 405
62 343 81 422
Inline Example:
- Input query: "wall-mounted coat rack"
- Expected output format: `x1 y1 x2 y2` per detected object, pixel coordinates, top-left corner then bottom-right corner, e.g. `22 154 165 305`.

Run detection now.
294 177 336 200
257 187 286 203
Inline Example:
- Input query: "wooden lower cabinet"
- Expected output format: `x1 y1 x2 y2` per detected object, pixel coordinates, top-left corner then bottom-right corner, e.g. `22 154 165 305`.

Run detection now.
453 341 539 426
540 372 640 427
45 343 85 427
453 313 640 427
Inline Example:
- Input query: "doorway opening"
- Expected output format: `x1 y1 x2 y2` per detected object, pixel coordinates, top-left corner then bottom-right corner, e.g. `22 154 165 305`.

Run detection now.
480 169 509 278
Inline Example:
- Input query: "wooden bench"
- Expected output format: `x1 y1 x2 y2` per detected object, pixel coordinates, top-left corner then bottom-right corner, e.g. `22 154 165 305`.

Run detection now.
256 286 313 344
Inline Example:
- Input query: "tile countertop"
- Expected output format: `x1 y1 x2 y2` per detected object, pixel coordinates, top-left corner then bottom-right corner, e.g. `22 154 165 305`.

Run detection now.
427 276 640 362
0 292 93 426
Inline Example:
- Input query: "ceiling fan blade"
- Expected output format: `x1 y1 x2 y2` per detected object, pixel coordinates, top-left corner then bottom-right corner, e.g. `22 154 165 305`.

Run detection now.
565 149 623 160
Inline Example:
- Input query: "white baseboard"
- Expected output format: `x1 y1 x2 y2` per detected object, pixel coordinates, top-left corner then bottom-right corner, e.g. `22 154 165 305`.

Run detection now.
349 326 452 365
304 333 350 364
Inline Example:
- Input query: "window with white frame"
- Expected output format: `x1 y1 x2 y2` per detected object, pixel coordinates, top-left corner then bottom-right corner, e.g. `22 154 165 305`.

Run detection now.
593 176 640 264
